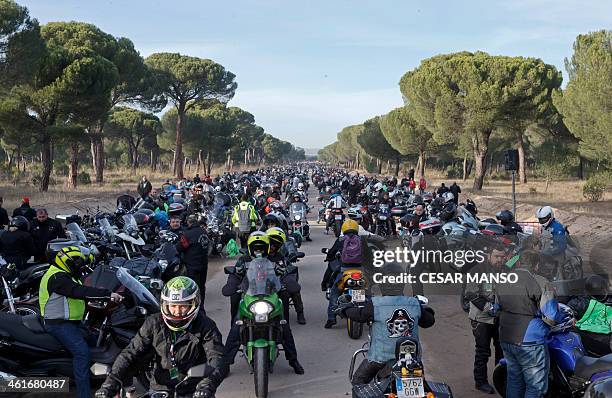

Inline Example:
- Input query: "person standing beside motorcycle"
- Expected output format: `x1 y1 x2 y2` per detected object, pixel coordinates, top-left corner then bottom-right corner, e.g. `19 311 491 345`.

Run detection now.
418 177 427 195
96 276 224 398
12 197 36 221
335 262 435 387
495 249 563 398
464 241 505 394
30 208 66 262
496 210 523 237
39 246 123 398
137 175 153 199
178 215 210 302
0 216 35 270
232 194 259 248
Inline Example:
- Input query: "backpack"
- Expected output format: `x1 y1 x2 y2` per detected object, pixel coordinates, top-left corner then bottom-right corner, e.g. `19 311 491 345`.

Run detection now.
341 234 364 264
237 204 251 233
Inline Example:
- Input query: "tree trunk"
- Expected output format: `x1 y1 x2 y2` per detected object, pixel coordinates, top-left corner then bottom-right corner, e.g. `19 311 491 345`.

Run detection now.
206 150 212 176
394 156 400 177
517 131 527 183
6 150 14 170
462 154 468 181
90 135 104 184
578 156 585 180
40 136 52 192
418 149 426 178
69 142 79 189
378 159 382 174
197 150 203 173
472 131 491 190
174 105 185 179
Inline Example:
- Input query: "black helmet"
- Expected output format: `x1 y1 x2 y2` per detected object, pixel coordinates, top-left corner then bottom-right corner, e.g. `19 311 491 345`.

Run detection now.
585 274 609 301
439 202 458 222
168 203 185 216
400 213 419 228
495 210 515 224
465 199 478 216
263 213 280 227
9 216 29 232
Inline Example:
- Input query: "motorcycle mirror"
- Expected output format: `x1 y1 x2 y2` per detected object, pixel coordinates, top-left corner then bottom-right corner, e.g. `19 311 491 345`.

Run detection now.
90 363 110 376
321 248 328 254
224 266 236 275
415 295 429 305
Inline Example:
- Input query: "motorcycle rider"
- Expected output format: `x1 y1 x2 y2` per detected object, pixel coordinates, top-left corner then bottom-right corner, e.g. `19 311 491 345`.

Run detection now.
0 215 35 270
267 227 306 325
414 202 428 223
30 208 66 262
325 189 348 234
167 215 184 235
335 262 435 387
12 197 36 221
96 276 224 398
221 232 304 376
536 206 568 267
40 246 123 398
231 194 259 248
177 215 210 301
495 209 523 236
288 192 311 242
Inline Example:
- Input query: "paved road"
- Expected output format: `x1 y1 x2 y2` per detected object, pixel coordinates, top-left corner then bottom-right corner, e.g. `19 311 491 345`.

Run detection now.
211 196 496 398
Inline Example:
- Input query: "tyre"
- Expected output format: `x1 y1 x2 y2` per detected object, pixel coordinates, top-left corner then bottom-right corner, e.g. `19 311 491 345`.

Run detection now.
253 346 269 398
347 318 363 339
492 363 506 398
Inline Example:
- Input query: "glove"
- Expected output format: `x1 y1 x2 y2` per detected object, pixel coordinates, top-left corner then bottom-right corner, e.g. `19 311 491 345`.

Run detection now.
321 282 328 292
483 302 500 316
95 375 121 398
94 388 115 398
193 387 215 398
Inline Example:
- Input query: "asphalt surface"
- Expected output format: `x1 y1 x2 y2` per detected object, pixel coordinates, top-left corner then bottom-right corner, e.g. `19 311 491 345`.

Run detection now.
211 195 496 398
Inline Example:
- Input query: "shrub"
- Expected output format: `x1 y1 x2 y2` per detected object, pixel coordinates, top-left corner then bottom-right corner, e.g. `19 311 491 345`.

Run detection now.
77 171 91 185
445 164 462 179
583 175 608 202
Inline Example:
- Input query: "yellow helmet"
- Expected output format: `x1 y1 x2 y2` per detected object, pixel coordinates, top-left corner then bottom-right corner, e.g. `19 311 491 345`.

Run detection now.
341 219 359 234
55 246 89 273
247 231 270 257
266 227 286 253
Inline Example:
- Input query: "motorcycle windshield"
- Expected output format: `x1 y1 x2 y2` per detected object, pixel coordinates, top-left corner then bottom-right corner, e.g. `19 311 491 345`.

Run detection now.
290 203 306 217
122 214 139 235
116 267 159 309
66 223 87 243
245 258 281 296
99 218 116 241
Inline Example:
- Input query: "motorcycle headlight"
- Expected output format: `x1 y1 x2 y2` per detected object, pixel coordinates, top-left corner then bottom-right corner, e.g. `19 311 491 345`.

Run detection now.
294 215 301 221
249 301 273 323
159 259 168 271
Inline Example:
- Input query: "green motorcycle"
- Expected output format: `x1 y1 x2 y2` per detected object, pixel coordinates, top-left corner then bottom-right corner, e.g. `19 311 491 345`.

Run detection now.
236 257 285 398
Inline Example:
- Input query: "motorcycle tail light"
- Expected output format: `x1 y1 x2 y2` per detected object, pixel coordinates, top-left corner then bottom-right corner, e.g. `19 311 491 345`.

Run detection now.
357 279 365 287
351 272 362 280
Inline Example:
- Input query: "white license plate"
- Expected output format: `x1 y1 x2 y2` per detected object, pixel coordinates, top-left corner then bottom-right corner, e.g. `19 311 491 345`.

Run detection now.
349 289 365 302
334 215 343 220
396 377 425 398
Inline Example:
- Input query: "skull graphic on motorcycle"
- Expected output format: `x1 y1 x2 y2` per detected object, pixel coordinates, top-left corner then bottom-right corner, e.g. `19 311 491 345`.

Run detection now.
386 308 415 338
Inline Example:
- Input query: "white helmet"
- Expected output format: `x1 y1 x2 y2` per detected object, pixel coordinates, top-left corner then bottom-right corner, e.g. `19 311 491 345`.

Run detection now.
298 182 304 190
214 186 221 192
536 206 554 227
374 182 383 192
442 192 455 204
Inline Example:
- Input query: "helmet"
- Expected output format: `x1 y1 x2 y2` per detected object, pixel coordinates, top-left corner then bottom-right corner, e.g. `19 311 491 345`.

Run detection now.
495 210 515 224
247 231 270 257
341 219 359 234
9 216 29 232
374 182 383 192
266 227 286 252
263 213 280 227
439 202 458 222
292 193 301 201
214 186 222 192
400 213 419 228
297 182 304 190
536 206 554 227
585 274 609 301
54 245 92 274
347 207 362 221
442 192 455 204
168 203 185 216
161 276 201 331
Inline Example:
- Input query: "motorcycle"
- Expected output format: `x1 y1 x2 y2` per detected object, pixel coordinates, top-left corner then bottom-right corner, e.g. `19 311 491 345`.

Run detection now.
374 204 392 237
349 333 454 397
330 208 345 238
0 267 158 382
289 202 310 241
492 305 612 397
235 257 285 398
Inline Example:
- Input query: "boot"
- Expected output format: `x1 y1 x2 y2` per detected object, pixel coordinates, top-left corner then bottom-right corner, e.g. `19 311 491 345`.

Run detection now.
297 312 306 325
289 360 304 375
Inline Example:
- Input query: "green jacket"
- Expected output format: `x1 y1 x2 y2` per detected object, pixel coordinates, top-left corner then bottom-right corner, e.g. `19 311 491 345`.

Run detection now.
576 299 612 334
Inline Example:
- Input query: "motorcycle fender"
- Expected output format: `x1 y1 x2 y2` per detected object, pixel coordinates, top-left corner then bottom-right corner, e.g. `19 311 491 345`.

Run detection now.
246 339 269 363
426 380 453 397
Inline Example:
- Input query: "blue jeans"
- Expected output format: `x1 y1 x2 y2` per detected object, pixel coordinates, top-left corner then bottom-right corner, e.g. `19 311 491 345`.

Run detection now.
46 321 91 398
501 342 549 398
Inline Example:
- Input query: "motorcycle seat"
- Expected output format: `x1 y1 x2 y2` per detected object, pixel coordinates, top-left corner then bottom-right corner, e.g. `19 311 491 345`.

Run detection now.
19 263 49 281
575 353 612 380
0 312 65 352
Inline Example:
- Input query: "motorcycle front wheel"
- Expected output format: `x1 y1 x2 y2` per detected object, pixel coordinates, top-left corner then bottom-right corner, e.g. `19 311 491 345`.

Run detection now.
347 318 363 340
254 346 270 398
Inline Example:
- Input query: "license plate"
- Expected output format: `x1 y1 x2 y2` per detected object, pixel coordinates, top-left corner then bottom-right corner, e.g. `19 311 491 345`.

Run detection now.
349 289 365 302
334 215 343 220
396 377 425 398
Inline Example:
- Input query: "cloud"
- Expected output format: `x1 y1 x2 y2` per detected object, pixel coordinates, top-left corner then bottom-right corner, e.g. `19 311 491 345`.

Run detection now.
230 87 404 147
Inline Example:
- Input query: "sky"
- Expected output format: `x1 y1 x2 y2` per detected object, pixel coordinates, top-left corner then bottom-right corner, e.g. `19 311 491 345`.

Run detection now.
18 0 612 151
